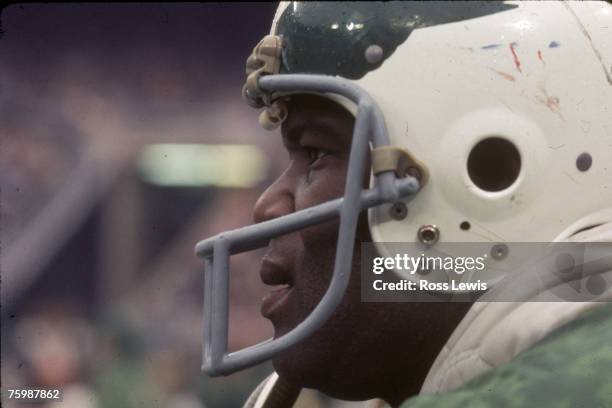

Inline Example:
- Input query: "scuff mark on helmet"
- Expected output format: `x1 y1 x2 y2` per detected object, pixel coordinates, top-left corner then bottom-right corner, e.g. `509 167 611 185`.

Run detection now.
481 43 502 50
489 68 516 82
509 42 522 73
535 87 564 122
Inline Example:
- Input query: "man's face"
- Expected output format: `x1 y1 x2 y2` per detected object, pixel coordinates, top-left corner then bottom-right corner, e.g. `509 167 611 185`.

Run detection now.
252 95 373 394
253 95 357 336
252 95 467 403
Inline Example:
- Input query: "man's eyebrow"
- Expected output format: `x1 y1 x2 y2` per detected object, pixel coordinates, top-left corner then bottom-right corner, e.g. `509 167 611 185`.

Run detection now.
282 120 306 148
282 112 353 148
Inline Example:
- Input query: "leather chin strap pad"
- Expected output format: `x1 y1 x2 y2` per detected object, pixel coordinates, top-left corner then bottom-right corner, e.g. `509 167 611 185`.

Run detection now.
261 375 301 408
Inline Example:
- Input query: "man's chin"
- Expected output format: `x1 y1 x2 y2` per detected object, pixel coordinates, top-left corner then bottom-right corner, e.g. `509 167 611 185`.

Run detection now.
270 321 294 341
269 308 309 340
271 342 346 394
272 352 319 390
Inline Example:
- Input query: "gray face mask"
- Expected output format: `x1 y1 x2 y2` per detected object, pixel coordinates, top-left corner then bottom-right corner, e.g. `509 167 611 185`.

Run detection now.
195 73 421 376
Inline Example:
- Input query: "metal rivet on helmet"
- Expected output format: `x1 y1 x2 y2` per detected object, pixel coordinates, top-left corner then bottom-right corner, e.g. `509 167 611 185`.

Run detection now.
417 225 440 245
389 202 408 220
365 45 384 64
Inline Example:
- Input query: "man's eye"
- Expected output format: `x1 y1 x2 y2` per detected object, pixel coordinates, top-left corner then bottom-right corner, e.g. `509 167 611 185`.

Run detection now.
305 147 329 164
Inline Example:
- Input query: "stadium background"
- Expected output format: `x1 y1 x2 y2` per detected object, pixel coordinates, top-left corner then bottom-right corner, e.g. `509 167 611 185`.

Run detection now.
0 4 329 407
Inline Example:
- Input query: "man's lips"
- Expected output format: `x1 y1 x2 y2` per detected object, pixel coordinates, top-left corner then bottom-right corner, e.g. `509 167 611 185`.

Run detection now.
259 258 293 318
261 284 293 318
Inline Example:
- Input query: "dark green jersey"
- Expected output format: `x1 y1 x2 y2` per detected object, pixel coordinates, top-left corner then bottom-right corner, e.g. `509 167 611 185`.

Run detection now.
401 303 612 408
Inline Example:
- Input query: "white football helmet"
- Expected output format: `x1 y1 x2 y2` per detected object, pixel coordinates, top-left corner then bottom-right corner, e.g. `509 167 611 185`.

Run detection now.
195 1 612 376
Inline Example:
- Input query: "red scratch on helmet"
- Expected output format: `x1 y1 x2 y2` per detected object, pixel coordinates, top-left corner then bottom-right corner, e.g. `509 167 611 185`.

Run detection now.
510 43 522 72
537 49 545 65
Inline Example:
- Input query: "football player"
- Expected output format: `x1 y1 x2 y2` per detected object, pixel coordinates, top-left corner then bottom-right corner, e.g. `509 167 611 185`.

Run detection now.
195 2 612 407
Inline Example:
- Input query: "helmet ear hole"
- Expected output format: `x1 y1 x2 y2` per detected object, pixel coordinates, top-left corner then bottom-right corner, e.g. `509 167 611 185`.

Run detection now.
467 137 521 192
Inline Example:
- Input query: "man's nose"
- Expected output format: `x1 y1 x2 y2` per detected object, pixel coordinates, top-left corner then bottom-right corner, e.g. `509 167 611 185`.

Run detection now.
252 175 295 224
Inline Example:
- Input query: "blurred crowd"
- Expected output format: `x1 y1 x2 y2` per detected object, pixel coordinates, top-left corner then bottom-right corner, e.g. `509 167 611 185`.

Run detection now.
1 4 296 407
3 298 272 408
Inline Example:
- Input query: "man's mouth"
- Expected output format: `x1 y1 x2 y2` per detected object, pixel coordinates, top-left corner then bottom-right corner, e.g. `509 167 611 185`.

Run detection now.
259 257 294 318
261 284 293 318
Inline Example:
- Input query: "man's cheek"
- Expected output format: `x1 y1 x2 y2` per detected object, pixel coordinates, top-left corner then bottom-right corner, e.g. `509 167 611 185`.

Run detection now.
295 264 333 315
300 217 339 247
295 174 346 246
299 233 337 288
298 165 347 204
294 163 351 298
